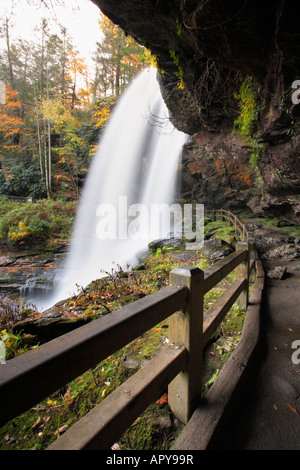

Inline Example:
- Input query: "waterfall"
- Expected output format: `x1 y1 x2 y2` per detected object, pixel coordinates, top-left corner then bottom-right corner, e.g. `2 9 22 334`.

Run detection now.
43 68 187 310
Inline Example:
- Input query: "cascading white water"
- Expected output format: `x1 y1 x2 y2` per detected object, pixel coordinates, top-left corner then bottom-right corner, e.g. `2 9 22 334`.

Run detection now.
43 68 187 310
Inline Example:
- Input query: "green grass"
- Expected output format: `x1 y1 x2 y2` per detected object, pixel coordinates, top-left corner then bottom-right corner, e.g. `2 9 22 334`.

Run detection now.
204 220 236 244
258 217 300 237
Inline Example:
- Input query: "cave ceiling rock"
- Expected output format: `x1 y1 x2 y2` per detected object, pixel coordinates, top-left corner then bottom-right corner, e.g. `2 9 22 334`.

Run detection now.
91 0 300 135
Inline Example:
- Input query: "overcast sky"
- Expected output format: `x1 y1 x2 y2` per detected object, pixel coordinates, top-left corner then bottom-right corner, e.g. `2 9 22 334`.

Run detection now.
0 0 103 67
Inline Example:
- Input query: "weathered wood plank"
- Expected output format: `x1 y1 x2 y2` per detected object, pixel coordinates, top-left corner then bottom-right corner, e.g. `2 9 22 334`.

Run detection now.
203 250 247 294
47 344 187 450
256 256 265 278
235 241 249 309
169 267 204 424
203 278 247 347
172 275 265 450
0 284 188 427
249 259 256 277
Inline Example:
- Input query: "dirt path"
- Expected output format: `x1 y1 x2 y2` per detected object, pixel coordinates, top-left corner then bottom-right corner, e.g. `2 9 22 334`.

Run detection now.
207 254 300 449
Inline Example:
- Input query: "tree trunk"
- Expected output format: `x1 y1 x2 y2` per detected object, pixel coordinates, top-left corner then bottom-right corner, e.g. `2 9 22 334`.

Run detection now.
33 85 43 178
4 17 15 89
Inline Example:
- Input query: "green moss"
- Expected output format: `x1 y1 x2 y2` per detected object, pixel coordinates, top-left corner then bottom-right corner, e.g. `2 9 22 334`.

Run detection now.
233 76 259 139
258 217 300 237
232 76 264 188
120 403 176 450
204 220 236 244
223 304 246 332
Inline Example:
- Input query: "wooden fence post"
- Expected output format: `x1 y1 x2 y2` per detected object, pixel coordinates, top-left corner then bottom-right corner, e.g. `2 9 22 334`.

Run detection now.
168 266 204 424
235 241 249 310
247 237 256 284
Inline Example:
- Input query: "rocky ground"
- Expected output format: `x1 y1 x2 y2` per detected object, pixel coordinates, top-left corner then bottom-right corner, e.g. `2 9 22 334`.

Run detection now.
245 218 300 277
0 245 67 308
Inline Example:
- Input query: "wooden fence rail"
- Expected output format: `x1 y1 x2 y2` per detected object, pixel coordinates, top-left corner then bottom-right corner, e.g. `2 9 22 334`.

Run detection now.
0 209 258 450
208 208 248 241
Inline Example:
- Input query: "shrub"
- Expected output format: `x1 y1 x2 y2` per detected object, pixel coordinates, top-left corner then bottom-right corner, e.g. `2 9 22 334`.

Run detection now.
0 199 76 249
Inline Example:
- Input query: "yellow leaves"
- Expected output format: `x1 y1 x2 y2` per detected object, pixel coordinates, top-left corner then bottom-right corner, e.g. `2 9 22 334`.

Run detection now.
68 49 87 76
39 98 65 123
46 399 57 407
95 105 111 128
139 49 158 69
54 174 69 180
8 221 31 244
31 416 41 429
98 12 120 36
89 144 99 157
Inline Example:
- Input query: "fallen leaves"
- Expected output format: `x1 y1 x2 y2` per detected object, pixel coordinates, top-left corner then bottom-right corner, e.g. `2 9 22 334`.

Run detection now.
156 393 168 406
55 424 68 435
111 442 121 450
286 403 300 417
31 416 41 429
273 402 300 417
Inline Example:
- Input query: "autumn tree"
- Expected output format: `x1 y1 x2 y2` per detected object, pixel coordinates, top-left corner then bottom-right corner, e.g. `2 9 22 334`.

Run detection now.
29 20 90 197
0 8 156 200
92 13 150 99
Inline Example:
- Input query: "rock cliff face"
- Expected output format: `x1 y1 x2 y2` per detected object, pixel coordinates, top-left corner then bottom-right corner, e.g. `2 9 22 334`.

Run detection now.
92 0 300 222
180 128 255 209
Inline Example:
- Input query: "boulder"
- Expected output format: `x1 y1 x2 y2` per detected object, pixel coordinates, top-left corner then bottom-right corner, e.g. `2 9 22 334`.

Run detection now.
266 266 287 279
201 238 234 261
12 313 93 343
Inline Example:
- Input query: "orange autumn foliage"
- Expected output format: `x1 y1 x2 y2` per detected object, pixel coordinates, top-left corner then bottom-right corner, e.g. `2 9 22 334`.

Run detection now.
0 87 23 139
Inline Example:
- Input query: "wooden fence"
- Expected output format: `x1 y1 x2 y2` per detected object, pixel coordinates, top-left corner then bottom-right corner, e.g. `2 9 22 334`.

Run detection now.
0 195 33 203
0 209 259 450
208 208 248 241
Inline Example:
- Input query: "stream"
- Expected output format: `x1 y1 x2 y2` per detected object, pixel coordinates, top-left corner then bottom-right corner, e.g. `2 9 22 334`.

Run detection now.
0 246 68 312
